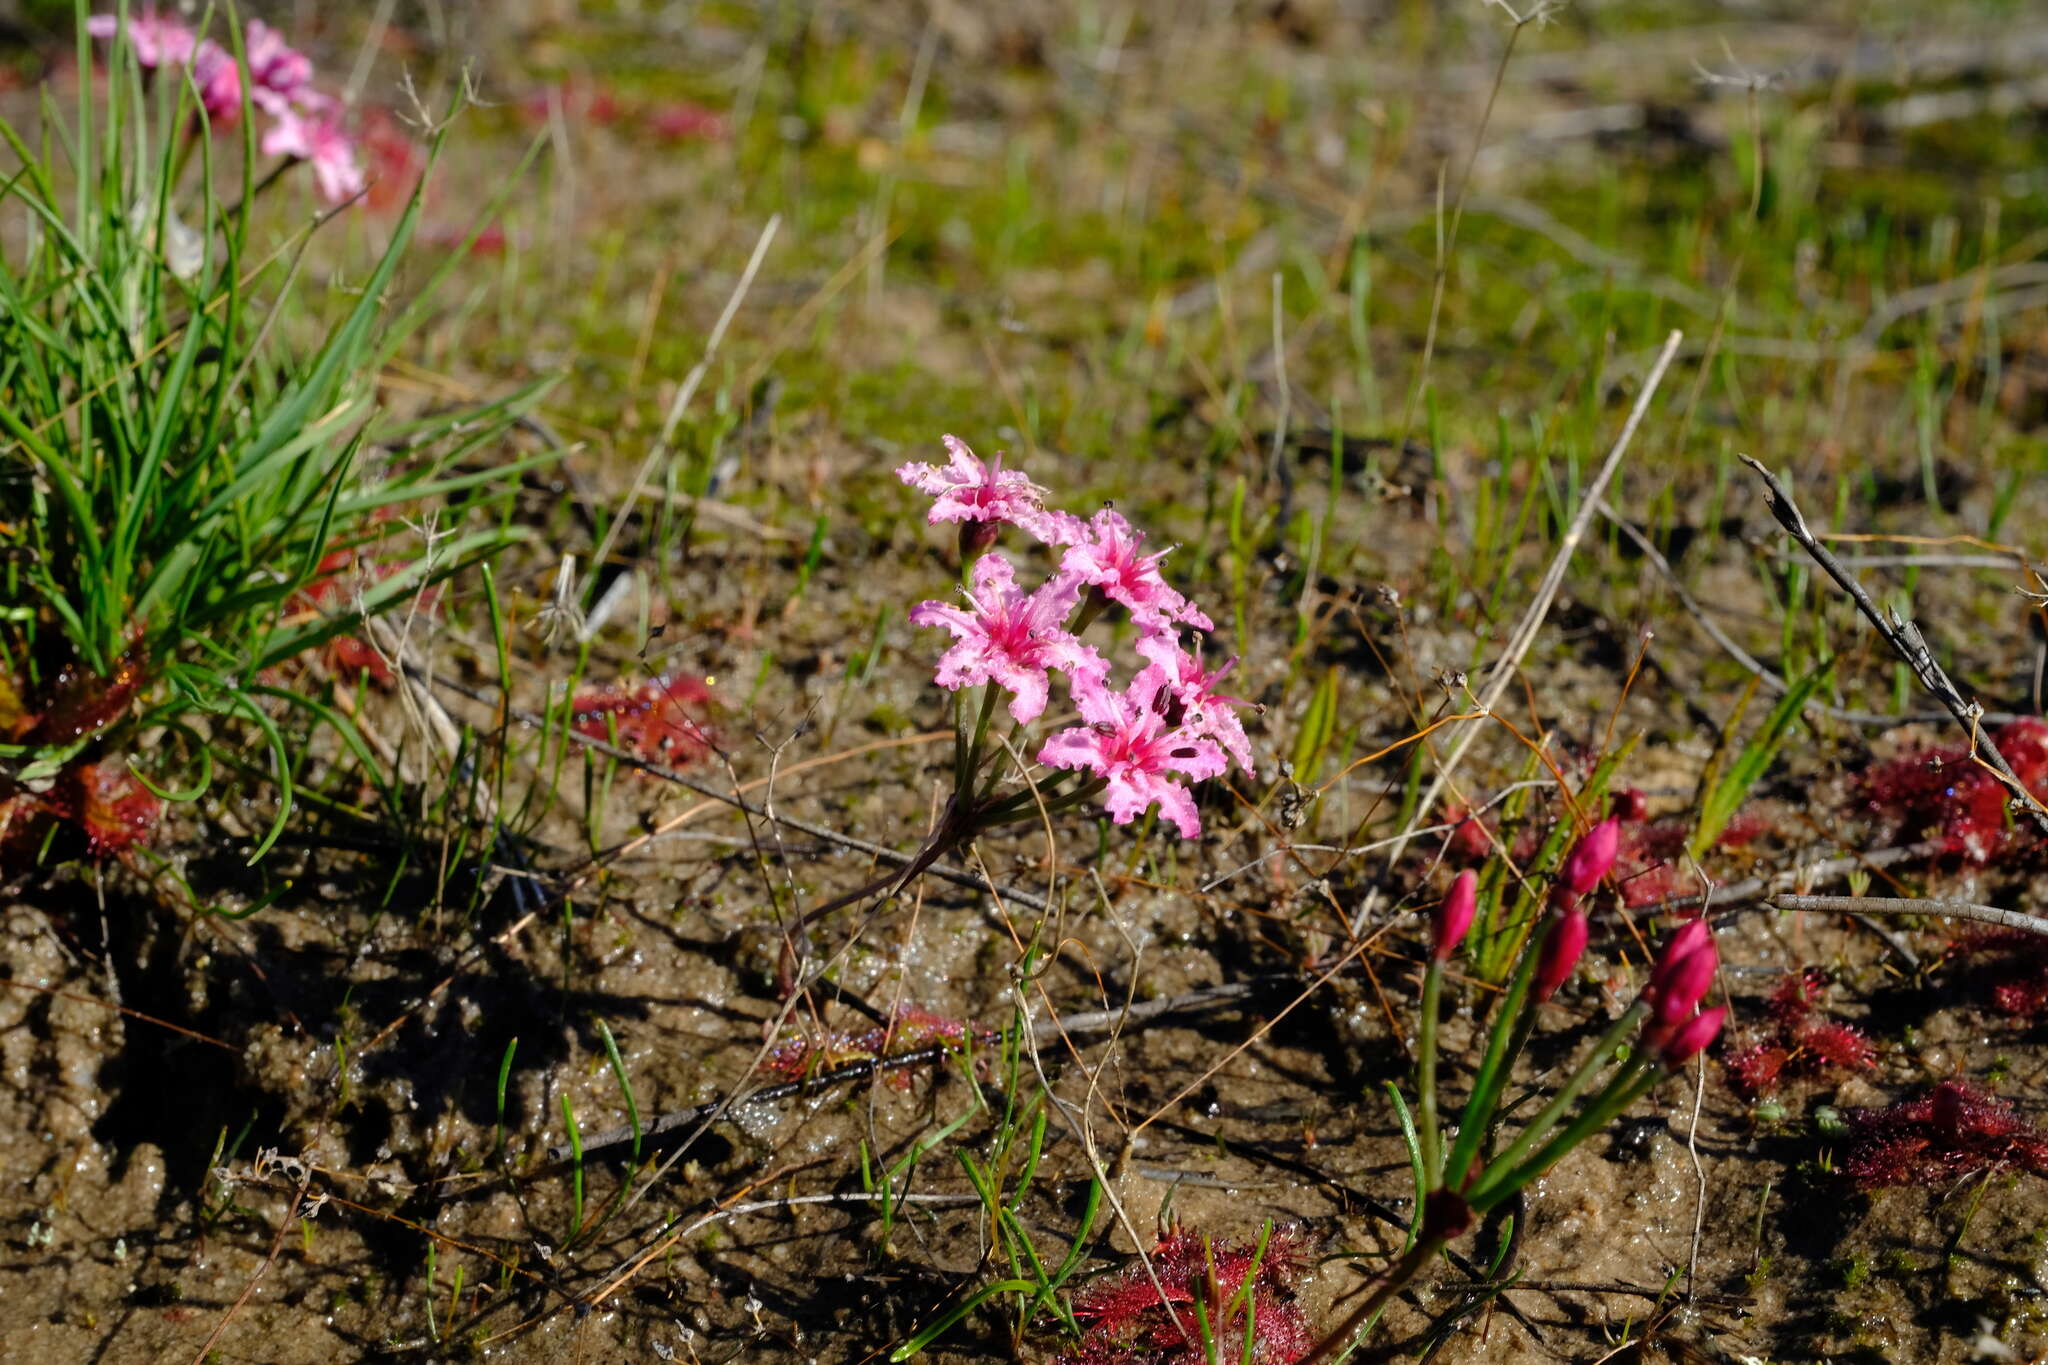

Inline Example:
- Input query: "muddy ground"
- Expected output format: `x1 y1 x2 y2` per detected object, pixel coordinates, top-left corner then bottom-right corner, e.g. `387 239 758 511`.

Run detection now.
7 2 2048 1362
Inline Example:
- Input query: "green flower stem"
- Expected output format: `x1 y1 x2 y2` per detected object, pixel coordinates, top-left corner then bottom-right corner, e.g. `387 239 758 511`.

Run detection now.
965 683 1000 778
1442 916 1546 1191
1415 961 1444 1192
1469 1002 1648 1202
1471 1054 1661 1212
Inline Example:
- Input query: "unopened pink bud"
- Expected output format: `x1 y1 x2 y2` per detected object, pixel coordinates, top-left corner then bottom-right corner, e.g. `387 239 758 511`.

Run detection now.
1433 869 1478 962
1557 817 1621 901
1533 908 1588 1002
1660 1005 1726 1066
1647 921 1716 1022
1652 942 1717 1025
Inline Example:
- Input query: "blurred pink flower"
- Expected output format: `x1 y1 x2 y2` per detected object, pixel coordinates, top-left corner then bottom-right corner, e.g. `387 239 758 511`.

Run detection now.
262 105 365 206
244 20 314 114
188 41 241 121
86 10 196 67
646 100 730 142
1062 506 1211 629
1135 629 1255 775
909 554 1106 725
897 435 1086 547
1039 673 1227 839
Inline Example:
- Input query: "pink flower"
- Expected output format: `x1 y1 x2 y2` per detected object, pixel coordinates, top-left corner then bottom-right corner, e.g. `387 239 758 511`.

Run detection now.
1556 816 1621 904
1038 673 1226 839
1061 506 1211 630
1658 1006 1726 1067
896 435 1086 547
1433 870 1478 963
1134 630 1256 776
243 20 314 114
1532 908 1588 1002
909 554 1107 725
262 105 365 206
189 41 241 122
86 10 196 67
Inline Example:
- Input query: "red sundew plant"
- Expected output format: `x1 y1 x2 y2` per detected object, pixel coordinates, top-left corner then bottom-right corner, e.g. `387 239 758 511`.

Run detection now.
1859 717 2048 864
571 674 717 770
1726 968 1875 1098
759 1006 980 1087
1950 930 2048 1018
1842 1082 2048 1189
1058 1227 1312 1365
58 758 164 859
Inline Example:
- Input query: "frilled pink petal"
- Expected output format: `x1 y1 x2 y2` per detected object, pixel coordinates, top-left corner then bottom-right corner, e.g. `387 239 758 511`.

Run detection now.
1043 636 1110 692
907 598 976 638
1022 507 1090 546
1038 725 1109 774
1153 730 1228 784
896 435 1076 546
1104 769 1203 838
987 656 1052 725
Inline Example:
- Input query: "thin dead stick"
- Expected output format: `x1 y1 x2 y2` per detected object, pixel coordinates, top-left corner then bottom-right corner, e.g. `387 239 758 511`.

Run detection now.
186 1166 315 1365
1636 839 1943 916
0 977 235 1050
1354 328 1684 934
583 214 780 591
1773 894 2048 938
1740 455 2048 839
553 977 1287 1162
1601 498 2033 727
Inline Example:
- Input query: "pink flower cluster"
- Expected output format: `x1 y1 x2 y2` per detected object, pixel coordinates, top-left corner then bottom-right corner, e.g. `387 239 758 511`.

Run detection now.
86 9 365 205
900 436 1255 839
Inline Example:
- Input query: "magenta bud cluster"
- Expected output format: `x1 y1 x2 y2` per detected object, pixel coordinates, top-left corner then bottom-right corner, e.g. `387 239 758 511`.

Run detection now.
1432 870 1478 962
1641 919 1725 1066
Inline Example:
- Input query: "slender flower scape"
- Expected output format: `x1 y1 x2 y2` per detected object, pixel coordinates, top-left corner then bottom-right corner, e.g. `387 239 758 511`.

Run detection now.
909 555 1106 726
900 436 1251 840
88 13 364 205
1433 870 1478 962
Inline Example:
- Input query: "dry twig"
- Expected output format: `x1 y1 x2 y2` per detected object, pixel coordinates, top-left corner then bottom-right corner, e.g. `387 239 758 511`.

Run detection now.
1739 456 2048 839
